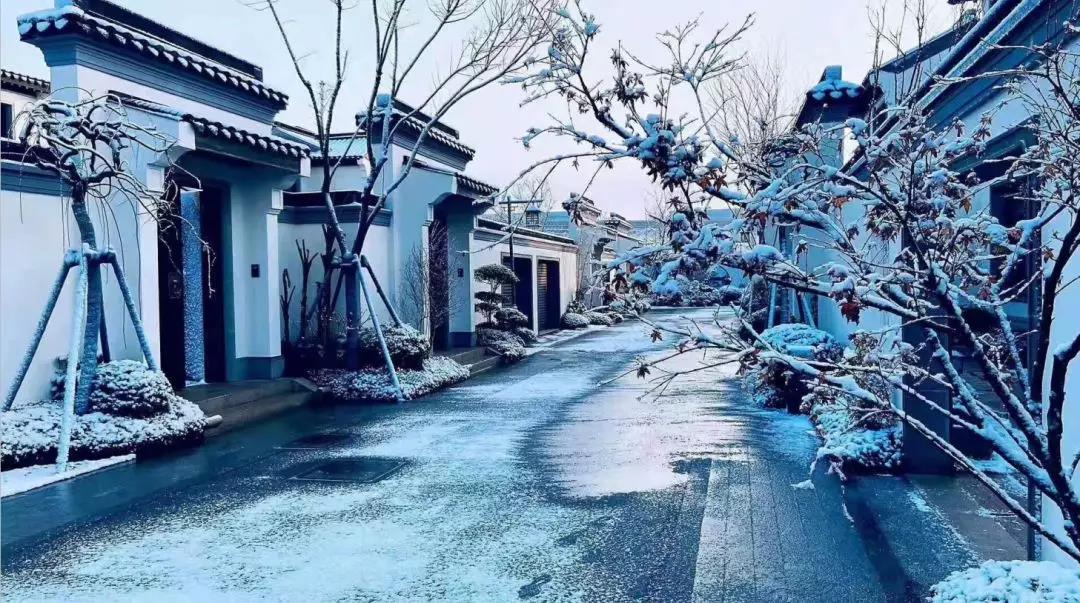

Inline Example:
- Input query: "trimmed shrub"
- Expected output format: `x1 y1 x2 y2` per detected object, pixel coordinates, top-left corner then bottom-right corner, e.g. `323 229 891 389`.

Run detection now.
474 263 519 285
311 356 469 403
512 327 538 344
358 323 431 370
756 323 843 360
2 397 206 469
561 312 589 329
477 327 521 347
495 307 530 329
810 400 901 473
485 338 526 363
88 361 174 418
747 324 840 413
652 279 741 307
478 327 527 361
584 311 615 326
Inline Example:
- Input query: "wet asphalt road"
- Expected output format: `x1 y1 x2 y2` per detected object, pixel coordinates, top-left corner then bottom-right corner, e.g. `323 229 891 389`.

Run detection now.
1 309 977 601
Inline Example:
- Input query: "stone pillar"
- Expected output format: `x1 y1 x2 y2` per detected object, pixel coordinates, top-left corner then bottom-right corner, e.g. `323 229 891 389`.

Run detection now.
265 189 283 360
140 166 165 365
180 190 205 385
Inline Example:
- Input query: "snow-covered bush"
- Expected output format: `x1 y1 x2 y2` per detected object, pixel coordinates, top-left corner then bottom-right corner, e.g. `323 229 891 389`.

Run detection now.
310 356 469 403
52 360 174 418
746 324 841 412
358 323 430 370
810 401 901 473
512 327 538 344
651 279 741 307
757 323 842 360
474 263 518 324
478 327 527 362
485 339 526 363
495 307 530 329
566 298 588 315
929 560 1080 603
87 361 174 418
2 397 206 469
584 311 615 326
606 312 625 324
561 312 589 329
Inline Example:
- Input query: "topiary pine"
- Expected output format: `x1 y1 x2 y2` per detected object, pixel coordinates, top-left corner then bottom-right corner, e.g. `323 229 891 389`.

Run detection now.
473 263 519 325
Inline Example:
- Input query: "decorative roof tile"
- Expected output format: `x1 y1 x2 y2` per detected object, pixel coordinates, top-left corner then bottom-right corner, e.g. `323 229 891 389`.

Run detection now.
360 102 476 160
0 69 50 97
17 4 288 109
455 172 498 198
182 115 309 159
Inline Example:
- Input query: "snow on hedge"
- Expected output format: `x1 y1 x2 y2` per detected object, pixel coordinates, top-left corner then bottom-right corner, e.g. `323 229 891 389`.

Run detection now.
584 311 615 326
745 325 899 473
651 278 741 307
512 326 539 344
358 324 430 370
561 312 589 329
756 323 842 360
311 356 469 403
2 396 205 469
929 560 1080 603
477 328 526 362
810 403 901 473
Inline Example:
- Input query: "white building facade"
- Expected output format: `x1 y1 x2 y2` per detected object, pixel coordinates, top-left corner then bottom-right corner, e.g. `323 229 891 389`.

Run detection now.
1 0 590 403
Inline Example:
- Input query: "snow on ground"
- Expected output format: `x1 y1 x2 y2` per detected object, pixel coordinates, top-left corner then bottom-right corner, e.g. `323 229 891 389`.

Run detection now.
1 454 134 497
2 320 667 602
930 560 1080 602
542 310 816 498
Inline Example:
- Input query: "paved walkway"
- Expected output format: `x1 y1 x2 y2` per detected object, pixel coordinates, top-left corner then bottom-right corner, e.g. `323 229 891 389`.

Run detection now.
3 309 989 601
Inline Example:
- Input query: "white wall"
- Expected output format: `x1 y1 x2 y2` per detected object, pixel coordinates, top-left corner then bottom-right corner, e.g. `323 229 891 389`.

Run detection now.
0 178 158 403
277 217 394 340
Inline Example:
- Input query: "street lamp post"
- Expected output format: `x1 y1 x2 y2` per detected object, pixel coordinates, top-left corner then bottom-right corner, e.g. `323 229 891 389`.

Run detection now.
496 197 542 305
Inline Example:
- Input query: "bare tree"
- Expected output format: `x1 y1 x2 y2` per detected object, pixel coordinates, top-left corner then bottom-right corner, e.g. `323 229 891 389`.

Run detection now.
399 220 463 342
513 1 1080 563
259 0 556 397
3 93 179 469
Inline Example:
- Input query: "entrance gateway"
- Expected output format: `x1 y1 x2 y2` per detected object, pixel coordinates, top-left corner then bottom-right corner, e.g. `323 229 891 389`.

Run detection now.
536 259 560 331
158 183 228 388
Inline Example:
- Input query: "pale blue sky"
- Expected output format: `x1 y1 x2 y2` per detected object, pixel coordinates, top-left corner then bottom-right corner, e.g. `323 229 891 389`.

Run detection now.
0 1 959 217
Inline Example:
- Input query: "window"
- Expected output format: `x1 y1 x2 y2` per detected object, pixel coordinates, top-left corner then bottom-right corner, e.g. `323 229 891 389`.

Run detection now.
1 103 13 140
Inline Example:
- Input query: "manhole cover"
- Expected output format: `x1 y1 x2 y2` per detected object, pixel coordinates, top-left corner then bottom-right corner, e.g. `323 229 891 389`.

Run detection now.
288 457 406 483
279 432 353 449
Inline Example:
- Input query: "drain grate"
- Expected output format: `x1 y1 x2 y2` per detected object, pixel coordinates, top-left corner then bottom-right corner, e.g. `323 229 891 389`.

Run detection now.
278 432 353 449
288 457 407 483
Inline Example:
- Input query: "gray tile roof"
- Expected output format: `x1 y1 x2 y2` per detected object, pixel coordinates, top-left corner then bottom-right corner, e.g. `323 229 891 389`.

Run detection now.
18 4 288 108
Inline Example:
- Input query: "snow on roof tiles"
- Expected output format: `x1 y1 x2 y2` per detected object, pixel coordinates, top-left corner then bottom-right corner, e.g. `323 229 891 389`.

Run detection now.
18 3 288 109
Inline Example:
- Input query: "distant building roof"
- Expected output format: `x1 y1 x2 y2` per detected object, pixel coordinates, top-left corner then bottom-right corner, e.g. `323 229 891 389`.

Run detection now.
1 69 49 97
357 98 475 161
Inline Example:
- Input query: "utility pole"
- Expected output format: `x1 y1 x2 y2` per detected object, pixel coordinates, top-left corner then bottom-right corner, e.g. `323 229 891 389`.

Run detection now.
495 196 541 304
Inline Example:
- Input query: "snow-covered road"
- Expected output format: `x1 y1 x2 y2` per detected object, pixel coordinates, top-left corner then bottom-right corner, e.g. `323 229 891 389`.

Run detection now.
2 309 979 601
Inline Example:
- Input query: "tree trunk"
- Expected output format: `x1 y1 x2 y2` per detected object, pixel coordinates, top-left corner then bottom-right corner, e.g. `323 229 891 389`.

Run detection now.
342 259 361 370
70 194 102 414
